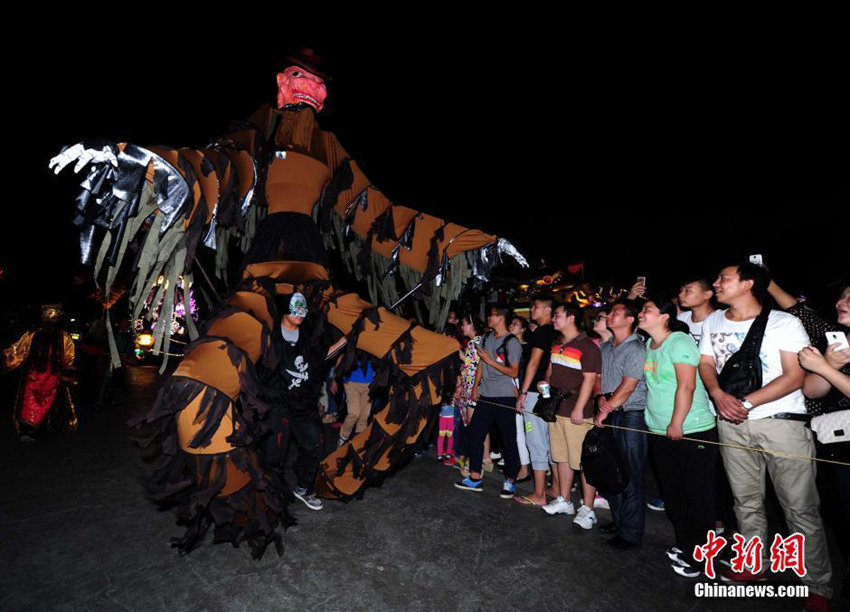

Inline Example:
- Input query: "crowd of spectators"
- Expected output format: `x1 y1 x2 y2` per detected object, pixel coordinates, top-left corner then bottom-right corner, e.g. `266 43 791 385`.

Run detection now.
437 262 847 611
299 260 848 610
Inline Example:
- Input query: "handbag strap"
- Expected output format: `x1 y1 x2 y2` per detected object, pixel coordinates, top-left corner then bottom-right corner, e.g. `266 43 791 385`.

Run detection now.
735 305 771 365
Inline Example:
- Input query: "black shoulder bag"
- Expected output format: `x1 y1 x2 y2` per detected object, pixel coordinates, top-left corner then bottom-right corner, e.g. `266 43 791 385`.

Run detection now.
533 388 573 422
717 306 771 399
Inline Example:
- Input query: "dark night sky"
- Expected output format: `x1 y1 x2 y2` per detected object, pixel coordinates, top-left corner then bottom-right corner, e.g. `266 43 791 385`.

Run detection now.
3 21 847 319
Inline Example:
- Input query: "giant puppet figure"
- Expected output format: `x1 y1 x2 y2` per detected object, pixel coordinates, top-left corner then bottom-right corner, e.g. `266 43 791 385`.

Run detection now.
50 48 527 558
3 304 78 441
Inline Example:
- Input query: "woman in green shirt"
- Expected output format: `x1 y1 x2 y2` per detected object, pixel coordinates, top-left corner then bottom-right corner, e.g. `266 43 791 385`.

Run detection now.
638 296 718 579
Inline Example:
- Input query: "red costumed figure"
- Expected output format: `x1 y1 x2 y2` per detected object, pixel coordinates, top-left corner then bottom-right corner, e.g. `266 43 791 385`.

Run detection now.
3 304 78 442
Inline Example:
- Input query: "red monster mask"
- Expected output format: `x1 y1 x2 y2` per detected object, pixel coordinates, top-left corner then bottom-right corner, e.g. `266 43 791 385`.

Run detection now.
276 66 328 112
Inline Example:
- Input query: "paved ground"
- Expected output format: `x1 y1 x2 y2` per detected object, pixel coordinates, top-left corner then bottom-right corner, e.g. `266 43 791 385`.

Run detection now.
1 365 845 611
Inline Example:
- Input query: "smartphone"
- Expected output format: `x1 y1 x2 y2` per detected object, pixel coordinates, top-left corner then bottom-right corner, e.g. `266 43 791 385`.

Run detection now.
826 331 850 351
636 276 646 285
749 254 763 266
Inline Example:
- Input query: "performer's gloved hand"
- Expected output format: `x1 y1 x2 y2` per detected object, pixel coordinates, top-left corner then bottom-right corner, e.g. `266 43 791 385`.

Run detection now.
49 142 119 175
497 238 529 268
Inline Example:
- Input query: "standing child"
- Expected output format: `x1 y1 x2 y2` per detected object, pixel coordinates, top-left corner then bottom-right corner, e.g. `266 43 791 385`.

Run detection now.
437 402 456 462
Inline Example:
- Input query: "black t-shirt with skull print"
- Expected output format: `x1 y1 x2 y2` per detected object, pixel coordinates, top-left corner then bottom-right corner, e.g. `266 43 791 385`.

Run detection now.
279 323 322 415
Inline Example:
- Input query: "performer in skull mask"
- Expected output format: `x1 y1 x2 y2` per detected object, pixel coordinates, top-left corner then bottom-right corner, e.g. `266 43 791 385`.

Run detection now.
268 292 346 511
3 304 78 441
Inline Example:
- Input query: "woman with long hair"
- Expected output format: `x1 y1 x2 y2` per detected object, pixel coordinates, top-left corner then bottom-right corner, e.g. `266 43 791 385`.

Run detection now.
638 295 717 578
589 308 612 347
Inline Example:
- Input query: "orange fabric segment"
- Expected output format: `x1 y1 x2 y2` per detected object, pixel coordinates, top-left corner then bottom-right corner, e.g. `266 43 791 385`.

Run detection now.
369 205 418 258
333 160 371 217
228 291 274 330
243 261 329 284
266 153 331 216
177 393 236 454
398 212 444 271
325 296 459 371
205 312 266 364
223 149 257 201
439 224 496 258
173 339 241 399
350 187 392 238
179 149 220 223
219 455 252 495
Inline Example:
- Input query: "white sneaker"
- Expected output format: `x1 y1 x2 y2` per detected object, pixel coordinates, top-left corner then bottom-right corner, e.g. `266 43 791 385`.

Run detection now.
489 451 502 461
293 486 324 511
542 496 575 515
573 504 598 530
593 493 610 510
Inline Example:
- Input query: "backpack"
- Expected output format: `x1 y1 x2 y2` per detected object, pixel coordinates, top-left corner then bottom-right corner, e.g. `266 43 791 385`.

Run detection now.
484 332 521 367
581 426 629 495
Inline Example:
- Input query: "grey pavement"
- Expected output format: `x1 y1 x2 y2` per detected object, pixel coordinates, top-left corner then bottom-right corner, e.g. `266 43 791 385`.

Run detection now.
0 366 844 611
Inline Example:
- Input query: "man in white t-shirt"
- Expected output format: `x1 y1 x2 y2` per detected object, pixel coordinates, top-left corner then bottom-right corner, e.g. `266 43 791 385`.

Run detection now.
677 277 715 344
698 263 832 602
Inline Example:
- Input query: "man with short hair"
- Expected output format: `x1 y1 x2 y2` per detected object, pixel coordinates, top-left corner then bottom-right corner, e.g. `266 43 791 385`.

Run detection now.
456 305 522 499
514 294 559 506
678 277 715 344
595 300 649 548
698 263 832 604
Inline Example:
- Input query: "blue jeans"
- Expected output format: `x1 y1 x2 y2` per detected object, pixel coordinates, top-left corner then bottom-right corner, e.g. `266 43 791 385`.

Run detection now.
606 410 648 545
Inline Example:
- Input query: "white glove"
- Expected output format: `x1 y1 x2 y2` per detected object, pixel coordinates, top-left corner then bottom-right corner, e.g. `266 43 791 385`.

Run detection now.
497 238 529 268
49 143 118 175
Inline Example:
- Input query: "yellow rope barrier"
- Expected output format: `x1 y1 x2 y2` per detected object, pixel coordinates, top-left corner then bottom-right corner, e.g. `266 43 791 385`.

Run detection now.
469 398 850 468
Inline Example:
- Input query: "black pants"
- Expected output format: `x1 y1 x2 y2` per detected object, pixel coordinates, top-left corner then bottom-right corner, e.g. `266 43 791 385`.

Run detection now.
607 410 648 545
467 396 519 479
267 405 324 495
650 428 718 565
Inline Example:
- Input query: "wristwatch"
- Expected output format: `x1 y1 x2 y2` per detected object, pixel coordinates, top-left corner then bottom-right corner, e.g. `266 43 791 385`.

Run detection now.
741 399 755 411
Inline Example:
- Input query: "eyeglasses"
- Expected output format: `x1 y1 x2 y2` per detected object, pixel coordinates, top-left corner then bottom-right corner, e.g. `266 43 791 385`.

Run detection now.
594 314 608 322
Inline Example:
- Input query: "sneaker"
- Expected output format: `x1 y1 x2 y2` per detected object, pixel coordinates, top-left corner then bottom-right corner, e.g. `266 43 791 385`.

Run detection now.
337 436 348 448
19 434 35 443
443 457 457 467
455 477 484 492
490 451 502 461
497 458 505 467
665 546 684 562
672 563 700 578
573 504 598 530
542 496 575 516
593 493 610 510
647 498 665 511
292 487 324 511
720 568 766 583
500 480 516 499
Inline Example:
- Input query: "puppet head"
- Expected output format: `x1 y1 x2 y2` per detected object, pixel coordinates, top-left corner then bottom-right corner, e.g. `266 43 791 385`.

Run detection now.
276 49 328 113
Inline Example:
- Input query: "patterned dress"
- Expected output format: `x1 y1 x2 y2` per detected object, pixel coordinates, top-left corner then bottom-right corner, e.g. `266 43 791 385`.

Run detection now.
456 335 482 424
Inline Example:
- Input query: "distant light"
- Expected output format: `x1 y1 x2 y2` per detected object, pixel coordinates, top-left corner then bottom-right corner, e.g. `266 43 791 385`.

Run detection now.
70 333 81 341
136 333 155 348
70 318 76 322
